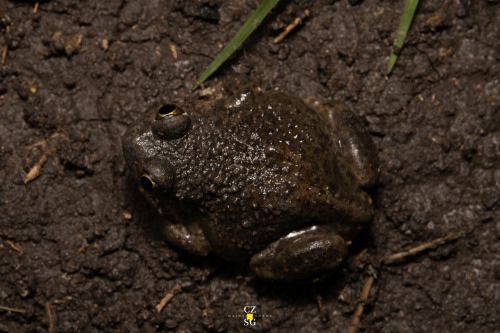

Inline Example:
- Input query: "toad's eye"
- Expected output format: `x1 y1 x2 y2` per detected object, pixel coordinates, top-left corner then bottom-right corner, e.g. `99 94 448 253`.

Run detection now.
152 104 191 139
140 172 159 193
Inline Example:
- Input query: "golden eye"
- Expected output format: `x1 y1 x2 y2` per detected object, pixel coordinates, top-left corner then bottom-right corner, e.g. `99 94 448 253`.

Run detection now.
140 172 159 193
152 104 191 139
155 104 184 120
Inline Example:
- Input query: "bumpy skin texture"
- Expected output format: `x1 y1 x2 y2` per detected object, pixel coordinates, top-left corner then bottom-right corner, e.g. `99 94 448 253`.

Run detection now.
122 89 379 282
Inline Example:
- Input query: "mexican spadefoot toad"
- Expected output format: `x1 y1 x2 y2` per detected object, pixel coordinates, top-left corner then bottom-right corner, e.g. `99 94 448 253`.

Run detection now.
122 87 379 282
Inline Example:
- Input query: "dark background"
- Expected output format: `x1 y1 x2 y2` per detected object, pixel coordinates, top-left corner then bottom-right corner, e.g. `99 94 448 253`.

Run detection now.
1 0 499 332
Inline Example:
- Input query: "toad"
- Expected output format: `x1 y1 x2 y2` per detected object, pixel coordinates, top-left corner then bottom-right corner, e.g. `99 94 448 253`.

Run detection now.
122 87 379 282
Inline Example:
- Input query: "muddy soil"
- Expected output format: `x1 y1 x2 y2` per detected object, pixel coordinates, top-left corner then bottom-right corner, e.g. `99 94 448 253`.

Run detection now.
1 0 499 332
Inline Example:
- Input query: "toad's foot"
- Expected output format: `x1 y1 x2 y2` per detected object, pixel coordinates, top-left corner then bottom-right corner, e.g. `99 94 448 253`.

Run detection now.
319 100 379 188
249 225 348 281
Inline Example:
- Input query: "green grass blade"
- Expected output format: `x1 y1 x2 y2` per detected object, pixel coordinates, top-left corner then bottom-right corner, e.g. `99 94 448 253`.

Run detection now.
387 0 419 74
192 0 280 90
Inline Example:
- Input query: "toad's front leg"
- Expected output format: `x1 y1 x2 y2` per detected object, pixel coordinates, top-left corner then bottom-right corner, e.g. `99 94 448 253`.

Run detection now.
142 189 211 256
160 219 211 256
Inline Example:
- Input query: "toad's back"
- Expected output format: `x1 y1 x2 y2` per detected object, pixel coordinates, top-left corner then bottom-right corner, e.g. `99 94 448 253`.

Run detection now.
163 92 371 257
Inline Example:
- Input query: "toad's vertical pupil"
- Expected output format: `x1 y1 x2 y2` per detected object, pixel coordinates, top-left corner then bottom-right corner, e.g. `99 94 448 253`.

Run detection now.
159 104 176 115
141 175 154 192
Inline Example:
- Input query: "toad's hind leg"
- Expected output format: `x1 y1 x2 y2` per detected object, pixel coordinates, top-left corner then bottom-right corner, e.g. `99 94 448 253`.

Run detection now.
319 101 379 188
249 225 348 282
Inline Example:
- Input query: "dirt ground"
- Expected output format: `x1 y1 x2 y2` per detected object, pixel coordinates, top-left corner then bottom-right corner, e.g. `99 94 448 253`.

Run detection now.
1 0 499 332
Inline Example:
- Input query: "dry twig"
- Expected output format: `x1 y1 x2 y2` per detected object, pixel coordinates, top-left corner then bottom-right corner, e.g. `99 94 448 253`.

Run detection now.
273 9 310 44
347 275 375 333
380 231 465 265
6 239 23 256
25 132 61 150
316 294 328 323
169 43 177 59
155 283 181 313
1 44 7 65
45 302 56 333
0 304 26 313
201 291 210 317
24 148 56 184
